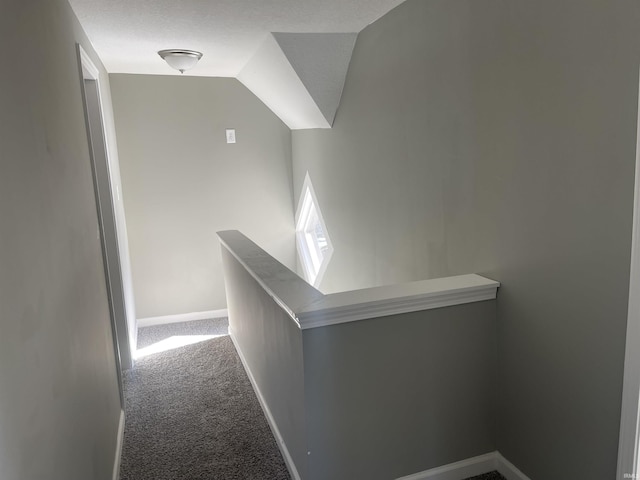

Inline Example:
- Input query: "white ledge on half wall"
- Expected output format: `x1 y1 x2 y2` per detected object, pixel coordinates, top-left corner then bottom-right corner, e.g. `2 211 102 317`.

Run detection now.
217 230 500 330
297 274 499 329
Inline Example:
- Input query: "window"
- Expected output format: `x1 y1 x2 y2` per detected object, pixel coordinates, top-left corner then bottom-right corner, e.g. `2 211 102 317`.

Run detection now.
295 173 333 288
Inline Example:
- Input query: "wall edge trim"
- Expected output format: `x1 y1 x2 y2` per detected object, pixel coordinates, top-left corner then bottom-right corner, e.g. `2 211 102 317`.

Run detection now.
229 330 302 480
395 452 496 480
112 409 125 480
298 281 498 329
395 451 530 480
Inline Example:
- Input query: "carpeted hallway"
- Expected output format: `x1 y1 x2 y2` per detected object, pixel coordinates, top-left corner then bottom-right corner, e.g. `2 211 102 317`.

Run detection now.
119 318 290 480
118 318 505 480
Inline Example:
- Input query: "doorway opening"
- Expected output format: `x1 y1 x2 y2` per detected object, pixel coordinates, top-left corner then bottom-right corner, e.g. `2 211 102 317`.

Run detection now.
77 45 137 403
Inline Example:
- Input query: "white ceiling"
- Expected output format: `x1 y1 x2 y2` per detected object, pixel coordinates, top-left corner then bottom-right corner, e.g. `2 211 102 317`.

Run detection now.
68 0 406 77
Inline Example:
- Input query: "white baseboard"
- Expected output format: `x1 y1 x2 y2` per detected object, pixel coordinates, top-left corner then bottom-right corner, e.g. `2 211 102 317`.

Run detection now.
137 309 228 328
396 452 497 480
112 409 125 480
495 452 531 480
396 451 531 480
229 330 301 480
226 332 531 480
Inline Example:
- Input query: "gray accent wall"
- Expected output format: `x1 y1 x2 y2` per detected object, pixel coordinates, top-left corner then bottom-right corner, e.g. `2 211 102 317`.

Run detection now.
292 0 480 294
110 75 294 318
303 303 496 480
220 232 496 480
471 3 638 478
0 0 122 479
292 0 640 478
220 248 309 479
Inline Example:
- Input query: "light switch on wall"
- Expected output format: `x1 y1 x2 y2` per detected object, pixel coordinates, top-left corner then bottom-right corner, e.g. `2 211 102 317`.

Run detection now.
226 129 236 144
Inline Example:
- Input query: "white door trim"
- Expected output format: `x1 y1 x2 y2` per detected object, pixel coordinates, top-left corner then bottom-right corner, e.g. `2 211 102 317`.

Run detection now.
77 44 135 404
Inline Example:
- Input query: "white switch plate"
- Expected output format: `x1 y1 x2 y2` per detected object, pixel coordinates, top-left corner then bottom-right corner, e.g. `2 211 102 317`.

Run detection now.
226 128 236 144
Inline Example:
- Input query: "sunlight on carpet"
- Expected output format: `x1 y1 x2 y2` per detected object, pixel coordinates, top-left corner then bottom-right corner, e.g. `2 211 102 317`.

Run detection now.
134 334 227 359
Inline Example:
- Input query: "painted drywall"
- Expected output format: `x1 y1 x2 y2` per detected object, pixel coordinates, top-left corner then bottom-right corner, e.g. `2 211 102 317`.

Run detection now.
0 0 122 479
469 2 639 479
237 32 357 129
110 74 294 318
292 0 640 478
221 247 308 479
219 230 495 480
303 302 496 480
237 33 332 130
273 33 358 127
292 0 479 294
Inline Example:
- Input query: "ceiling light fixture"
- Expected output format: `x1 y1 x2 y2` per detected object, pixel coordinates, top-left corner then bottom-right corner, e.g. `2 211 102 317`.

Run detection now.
157 49 203 74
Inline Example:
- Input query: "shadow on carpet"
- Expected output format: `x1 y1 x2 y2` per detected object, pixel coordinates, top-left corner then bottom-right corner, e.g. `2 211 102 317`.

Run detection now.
119 335 290 480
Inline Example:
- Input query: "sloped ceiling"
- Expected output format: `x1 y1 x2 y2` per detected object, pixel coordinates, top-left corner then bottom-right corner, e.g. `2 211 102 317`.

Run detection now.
67 0 406 128
238 33 357 129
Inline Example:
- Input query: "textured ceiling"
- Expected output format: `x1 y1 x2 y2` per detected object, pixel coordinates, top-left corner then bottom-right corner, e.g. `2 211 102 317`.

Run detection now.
68 0 406 77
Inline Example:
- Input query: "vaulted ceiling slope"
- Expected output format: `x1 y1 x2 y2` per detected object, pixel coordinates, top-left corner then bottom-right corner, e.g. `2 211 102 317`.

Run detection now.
238 33 358 129
68 0 406 129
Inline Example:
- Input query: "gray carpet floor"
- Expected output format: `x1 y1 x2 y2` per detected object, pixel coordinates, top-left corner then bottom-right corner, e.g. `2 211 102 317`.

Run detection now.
119 319 291 480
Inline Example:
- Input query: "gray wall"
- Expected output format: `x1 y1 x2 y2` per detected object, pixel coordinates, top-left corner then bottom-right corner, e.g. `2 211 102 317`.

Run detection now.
472 2 639 479
111 75 294 318
220 232 496 480
292 0 640 478
0 0 122 479
303 302 496 480
220 248 308 479
292 0 479 294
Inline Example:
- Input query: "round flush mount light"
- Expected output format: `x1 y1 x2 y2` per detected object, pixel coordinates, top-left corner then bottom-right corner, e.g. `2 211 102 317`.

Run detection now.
157 49 203 74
